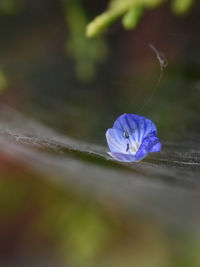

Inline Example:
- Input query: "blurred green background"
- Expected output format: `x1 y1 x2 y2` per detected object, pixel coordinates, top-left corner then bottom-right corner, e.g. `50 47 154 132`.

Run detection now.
0 0 199 266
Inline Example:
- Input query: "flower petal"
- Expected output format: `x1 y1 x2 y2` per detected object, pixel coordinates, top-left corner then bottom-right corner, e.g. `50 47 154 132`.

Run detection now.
106 128 126 153
113 114 157 143
107 152 138 162
135 134 161 160
149 139 162 153
108 134 161 162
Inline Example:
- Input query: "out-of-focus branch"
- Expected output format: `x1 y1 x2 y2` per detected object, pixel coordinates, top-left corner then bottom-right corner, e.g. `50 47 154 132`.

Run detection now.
86 0 194 38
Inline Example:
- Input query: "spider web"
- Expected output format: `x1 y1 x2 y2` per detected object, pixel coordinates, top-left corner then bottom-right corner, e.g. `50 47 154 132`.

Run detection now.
0 104 200 230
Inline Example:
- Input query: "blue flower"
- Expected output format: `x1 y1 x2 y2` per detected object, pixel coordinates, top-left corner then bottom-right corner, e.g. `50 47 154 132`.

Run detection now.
106 113 161 162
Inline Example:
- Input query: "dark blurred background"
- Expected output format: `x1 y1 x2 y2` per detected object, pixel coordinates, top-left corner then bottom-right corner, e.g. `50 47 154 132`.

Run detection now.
0 0 200 266
0 0 199 141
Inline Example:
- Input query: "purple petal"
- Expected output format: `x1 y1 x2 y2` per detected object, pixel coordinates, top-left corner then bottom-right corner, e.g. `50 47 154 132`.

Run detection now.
135 134 161 159
107 152 138 162
113 114 157 143
108 134 161 162
149 139 162 152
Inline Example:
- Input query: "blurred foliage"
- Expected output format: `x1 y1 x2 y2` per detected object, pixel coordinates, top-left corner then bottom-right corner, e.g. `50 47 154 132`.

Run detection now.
86 0 194 37
0 0 195 82
0 70 8 93
62 0 107 81
38 193 111 266
0 0 107 82
172 0 194 15
122 4 143 29
1 166 200 267
0 0 24 15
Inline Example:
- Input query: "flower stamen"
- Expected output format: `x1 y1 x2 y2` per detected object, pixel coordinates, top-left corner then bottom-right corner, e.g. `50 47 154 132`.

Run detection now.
123 131 129 139
126 143 129 152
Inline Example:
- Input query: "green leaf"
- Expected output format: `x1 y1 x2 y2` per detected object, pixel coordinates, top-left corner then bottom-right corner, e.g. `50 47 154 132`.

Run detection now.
86 0 163 38
172 0 194 15
122 5 143 29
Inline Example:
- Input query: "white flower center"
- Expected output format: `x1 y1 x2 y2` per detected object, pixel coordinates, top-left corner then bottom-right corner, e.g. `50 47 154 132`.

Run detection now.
123 131 141 155
126 142 140 155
